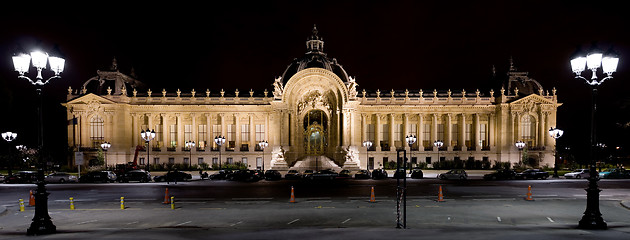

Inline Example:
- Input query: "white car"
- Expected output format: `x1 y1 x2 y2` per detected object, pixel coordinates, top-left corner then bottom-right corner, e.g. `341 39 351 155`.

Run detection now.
45 172 78 183
564 169 590 179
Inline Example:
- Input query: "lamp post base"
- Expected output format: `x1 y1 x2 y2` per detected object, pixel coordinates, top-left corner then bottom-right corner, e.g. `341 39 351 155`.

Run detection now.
577 175 607 230
26 173 56 235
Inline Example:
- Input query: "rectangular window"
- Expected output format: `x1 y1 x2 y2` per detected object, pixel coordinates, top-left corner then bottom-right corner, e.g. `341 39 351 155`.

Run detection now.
212 157 218 165
480 124 488 149
198 157 204 165
168 157 175 164
198 124 207 150
451 123 459 147
255 124 265 151
437 124 444 142
242 157 248 167
367 124 375 150
408 123 418 149
184 124 192 143
241 124 250 151
183 157 190 165
169 124 177 148
153 157 160 165
154 124 163 149
381 124 389 150
256 157 262 169
426 157 432 165
423 124 431 149
227 157 233 164
139 157 145 165
465 123 472 148
227 124 236 150
212 124 221 150
89 116 104 148
395 124 403 149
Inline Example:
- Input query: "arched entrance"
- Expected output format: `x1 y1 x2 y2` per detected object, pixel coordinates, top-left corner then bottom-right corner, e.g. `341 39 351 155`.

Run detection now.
304 109 328 155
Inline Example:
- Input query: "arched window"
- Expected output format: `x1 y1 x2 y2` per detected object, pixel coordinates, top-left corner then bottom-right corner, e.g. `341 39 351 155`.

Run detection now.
521 115 536 146
90 115 104 148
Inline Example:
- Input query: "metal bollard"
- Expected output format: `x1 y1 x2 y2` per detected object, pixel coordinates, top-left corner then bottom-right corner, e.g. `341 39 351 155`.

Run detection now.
70 197 75 210
19 199 25 212
120 197 125 209
170 196 175 209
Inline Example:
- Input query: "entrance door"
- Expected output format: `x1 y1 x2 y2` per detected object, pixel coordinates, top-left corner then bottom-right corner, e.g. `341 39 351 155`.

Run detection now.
304 110 328 155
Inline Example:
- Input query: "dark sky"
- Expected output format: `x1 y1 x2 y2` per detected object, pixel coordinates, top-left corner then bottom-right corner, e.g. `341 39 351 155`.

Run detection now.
1 1 629 163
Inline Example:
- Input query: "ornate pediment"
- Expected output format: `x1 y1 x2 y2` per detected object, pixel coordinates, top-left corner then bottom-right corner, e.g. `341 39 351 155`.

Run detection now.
509 94 556 113
66 93 116 106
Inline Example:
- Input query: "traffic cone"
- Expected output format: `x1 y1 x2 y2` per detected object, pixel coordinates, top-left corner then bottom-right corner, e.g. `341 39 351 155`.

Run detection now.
525 185 534 201
370 186 376 203
289 186 296 203
436 185 445 202
163 188 170 204
29 190 35 206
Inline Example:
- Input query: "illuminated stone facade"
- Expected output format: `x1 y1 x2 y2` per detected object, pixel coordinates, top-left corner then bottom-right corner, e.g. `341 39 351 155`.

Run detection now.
64 27 561 171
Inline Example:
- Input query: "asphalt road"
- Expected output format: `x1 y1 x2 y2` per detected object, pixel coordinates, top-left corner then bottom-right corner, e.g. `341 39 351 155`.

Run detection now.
1 175 630 239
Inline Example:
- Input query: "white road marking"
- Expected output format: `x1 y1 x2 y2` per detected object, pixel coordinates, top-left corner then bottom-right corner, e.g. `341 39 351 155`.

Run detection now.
229 221 242 227
126 221 138 225
342 218 351 224
175 221 191 226
287 219 300 225
77 220 98 225
497 217 501 222
547 217 555 223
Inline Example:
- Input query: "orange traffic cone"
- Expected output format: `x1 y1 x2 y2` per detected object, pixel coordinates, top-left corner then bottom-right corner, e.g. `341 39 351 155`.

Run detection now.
29 190 35 206
525 185 534 201
370 186 376 203
163 188 170 204
289 186 296 203
436 185 445 202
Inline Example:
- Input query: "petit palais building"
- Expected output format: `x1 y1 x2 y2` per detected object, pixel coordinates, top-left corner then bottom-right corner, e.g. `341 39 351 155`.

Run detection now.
64 27 562 172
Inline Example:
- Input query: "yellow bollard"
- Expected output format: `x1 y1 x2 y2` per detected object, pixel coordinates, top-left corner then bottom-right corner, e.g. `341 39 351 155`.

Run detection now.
19 199 25 212
170 196 175 209
120 197 125 209
69 197 75 210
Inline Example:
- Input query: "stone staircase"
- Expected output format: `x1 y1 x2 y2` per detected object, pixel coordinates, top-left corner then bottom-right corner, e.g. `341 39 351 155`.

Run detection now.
290 156 342 172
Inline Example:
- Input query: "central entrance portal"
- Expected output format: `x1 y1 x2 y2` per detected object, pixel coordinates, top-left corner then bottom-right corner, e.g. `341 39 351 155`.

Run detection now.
304 109 327 155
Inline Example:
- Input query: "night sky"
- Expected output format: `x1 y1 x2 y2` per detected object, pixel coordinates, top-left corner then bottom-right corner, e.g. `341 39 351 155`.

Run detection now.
1 1 629 164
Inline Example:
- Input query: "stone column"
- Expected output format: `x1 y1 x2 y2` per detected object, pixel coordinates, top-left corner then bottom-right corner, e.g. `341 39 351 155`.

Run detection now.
389 113 395 151
432 114 438 151
361 114 367 143
403 113 409 150
162 114 169 149
176 113 182 151
460 113 466 150
191 113 197 143
131 113 138 147
488 113 495 151
474 113 480 151
446 113 452 150
418 114 424 151
250 114 255 152
206 113 211 147
375 114 381 149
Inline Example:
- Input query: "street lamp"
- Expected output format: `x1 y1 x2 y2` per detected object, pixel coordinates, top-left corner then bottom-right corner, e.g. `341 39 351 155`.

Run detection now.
548 127 564 178
405 135 416 171
140 129 156 171
515 141 526 166
362 140 372 169
434 140 443 163
214 136 226 169
2 132 17 177
13 49 64 235
570 43 618 230
100 142 111 168
258 140 268 171
185 141 195 168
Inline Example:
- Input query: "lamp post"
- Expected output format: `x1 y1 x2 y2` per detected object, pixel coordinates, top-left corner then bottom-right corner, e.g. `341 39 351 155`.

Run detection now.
362 140 372 169
140 129 155 171
214 136 225 169
570 43 618 230
2 132 17 177
405 135 416 172
100 142 111 168
13 49 65 235
434 140 443 163
548 127 564 178
185 141 195 168
515 141 526 166
258 141 268 171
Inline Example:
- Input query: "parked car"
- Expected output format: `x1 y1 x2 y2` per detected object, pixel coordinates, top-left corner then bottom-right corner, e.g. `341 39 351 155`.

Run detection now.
4 171 38 184
393 169 407 179
229 170 262 182
80 171 117 183
438 169 468 180
0 174 5 183
564 169 590 179
410 168 424 179
264 170 282 180
118 170 152 183
515 169 549 180
284 170 302 180
302 170 315 179
599 168 630 179
354 169 372 179
209 170 233 180
154 171 192 182
45 172 77 183
337 170 352 179
371 169 388 180
483 169 516 180
308 169 338 180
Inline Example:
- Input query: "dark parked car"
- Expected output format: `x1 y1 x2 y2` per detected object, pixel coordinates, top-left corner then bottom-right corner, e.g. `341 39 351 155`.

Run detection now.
45 172 77 183
337 170 352 179
209 170 233 180
4 171 38 184
354 170 372 179
79 171 117 183
410 168 424 179
599 168 630 179
483 169 516 180
229 170 262 182
302 170 315 179
308 169 339 180
438 169 468 180
393 169 407 179
118 170 152 183
371 169 388 180
515 169 549 180
264 170 282 180
284 170 302 180
154 171 192 182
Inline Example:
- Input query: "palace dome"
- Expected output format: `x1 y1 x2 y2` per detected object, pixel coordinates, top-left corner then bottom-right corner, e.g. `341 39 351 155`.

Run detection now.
280 26 351 83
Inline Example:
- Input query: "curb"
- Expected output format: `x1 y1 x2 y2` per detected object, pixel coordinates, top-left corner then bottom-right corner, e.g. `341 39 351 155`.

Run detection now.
0 205 7 216
621 200 630 210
